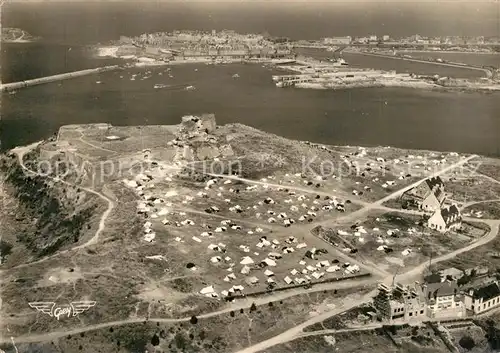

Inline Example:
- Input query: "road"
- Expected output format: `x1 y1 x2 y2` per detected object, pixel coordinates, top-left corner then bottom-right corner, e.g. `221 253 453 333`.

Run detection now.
304 154 477 226
204 172 365 206
233 217 500 353
394 218 500 285
232 155 500 353
0 277 375 344
460 199 500 211
294 323 383 339
474 170 500 187
234 290 376 353
1 150 493 350
207 153 476 223
204 155 477 279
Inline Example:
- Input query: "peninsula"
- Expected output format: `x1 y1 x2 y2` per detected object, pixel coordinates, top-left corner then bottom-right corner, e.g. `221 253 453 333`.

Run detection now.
95 29 294 64
1 114 500 353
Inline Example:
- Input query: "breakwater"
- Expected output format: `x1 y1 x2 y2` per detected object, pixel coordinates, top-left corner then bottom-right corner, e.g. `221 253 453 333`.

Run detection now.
0 65 123 92
347 51 492 77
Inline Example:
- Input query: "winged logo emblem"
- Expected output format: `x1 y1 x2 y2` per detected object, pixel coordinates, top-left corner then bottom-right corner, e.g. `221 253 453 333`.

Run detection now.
28 302 55 317
29 301 96 320
70 301 97 316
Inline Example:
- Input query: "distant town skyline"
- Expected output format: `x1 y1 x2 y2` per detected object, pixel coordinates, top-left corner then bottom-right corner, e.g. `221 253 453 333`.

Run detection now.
2 0 499 43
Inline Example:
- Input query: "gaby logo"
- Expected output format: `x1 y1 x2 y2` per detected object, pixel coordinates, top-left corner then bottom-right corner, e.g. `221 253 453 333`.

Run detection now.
29 301 96 320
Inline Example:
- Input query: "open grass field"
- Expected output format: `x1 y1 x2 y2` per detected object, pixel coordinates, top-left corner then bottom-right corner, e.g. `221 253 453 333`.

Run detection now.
261 325 451 353
444 174 500 203
463 202 500 220
313 210 479 275
0 286 373 353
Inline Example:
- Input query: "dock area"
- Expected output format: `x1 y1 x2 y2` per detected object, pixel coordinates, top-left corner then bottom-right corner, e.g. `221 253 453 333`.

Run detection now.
272 59 500 91
346 50 494 78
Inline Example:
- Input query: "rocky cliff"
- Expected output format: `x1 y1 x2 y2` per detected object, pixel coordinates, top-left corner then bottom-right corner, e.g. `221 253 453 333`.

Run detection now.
0 152 102 261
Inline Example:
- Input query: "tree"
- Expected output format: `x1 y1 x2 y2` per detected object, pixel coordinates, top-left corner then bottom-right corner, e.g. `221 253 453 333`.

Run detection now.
0 239 13 260
151 333 160 346
459 335 475 350
411 326 419 336
250 303 257 312
190 315 198 325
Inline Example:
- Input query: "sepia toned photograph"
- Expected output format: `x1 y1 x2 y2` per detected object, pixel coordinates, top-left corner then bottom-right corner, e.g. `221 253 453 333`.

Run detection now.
0 0 499 352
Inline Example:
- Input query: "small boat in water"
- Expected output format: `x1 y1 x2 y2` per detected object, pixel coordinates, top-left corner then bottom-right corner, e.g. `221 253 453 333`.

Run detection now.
185 85 196 91
232 73 240 78
154 84 168 89
96 81 102 84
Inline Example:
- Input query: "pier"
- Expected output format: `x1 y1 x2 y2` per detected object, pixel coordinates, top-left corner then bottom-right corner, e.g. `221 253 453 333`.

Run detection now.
272 74 316 87
347 51 493 77
0 65 123 92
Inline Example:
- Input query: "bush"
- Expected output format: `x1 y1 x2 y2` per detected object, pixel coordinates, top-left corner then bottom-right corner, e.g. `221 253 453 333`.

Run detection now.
411 327 419 336
0 240 13 260
151 333 160 346
459 335 475 350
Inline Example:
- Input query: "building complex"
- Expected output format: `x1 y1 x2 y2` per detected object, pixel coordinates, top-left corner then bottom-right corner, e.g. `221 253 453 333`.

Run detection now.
374 277 500 322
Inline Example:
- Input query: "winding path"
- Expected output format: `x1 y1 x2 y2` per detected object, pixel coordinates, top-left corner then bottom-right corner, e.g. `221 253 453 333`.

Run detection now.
0 277 374 344
5 143 115 270
2 150 498 351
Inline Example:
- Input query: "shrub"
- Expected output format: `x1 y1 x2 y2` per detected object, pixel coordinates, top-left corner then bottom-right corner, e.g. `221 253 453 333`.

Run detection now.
459 335 475 350
151 333 160 346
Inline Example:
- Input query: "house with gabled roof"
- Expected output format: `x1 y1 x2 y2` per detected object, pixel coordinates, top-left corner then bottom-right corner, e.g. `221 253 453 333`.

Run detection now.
424 280 465 318
464 281 500 314
421 187 446 212
403 176 446 212
428 204 462 233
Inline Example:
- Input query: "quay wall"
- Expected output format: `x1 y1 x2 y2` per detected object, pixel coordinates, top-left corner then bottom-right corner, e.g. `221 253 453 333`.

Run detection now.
1 65 122 92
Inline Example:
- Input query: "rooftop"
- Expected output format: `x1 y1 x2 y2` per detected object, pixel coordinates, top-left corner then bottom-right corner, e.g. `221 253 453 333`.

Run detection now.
441 204 461 226
425 176 444 192
473 282 500 301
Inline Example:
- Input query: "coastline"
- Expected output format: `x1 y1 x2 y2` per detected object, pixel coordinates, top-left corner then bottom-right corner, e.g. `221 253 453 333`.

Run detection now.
395 50 500 55
295 80 439 90
294 79 500 92
2 39 35 43
275 59 500 93
344 50 490 71
95 45 292 67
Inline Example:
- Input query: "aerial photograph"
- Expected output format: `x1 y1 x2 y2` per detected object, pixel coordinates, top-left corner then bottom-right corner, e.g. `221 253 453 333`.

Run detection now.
1 0 500 352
